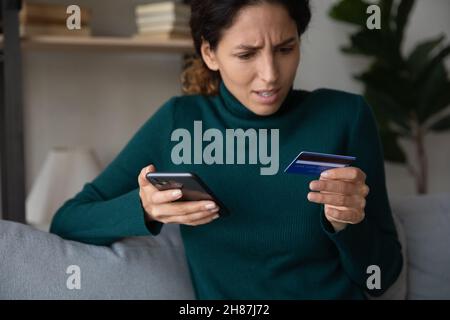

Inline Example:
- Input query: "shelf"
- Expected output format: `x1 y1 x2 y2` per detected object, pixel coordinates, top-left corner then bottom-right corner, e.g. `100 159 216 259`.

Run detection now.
1 35 196 53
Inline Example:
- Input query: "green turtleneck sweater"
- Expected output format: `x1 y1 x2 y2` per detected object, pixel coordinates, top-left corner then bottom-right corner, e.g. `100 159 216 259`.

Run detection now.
50 81 403 299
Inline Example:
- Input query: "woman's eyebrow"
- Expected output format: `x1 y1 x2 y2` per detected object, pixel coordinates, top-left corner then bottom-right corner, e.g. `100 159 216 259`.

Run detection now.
234 37 297 50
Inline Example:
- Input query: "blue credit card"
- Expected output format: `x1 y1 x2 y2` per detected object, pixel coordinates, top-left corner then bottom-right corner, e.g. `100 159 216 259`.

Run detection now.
284 151 356 175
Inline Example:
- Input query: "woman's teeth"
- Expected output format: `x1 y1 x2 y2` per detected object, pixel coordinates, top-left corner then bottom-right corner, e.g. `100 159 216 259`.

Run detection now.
258 91 275 97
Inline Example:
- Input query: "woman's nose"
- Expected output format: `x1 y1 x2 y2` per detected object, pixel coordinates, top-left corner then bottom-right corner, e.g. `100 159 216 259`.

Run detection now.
258 55 279 84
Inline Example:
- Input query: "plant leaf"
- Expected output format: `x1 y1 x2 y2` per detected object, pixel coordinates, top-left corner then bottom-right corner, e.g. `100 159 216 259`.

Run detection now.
380 130 407 163
432 83 450 113
329 0 370 26
413 44 450 122
363 83 412 132
359 63 417 114
416 62 450 122
380 0 394 32
363 87 407 163
416 45 450 85
342 46 367 55
331 0 403 65
395 0 415 45
430 113 450 132
407 35 445 79
348 29 402 64
349 30 384 57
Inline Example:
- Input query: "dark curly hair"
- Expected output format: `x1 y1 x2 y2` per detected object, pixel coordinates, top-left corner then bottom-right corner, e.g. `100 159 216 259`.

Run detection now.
181 0 311 96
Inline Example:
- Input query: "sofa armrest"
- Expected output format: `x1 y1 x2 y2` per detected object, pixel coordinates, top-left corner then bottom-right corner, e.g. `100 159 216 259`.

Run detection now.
0 219 195 299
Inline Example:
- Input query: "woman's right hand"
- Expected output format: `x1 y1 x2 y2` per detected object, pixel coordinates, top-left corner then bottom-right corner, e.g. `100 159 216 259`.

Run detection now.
138 164 220 226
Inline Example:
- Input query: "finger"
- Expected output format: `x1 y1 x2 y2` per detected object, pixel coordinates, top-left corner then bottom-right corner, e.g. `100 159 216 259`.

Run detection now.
327 204 352 211
320 167 366 183
361 184 370 197
165 209 220 225
307 192 366 210
309 179 359 196
325 206 365 224
187 212 221 226
154 200 218 217
326 214 352 225
138 164 157 189
151 189 183 204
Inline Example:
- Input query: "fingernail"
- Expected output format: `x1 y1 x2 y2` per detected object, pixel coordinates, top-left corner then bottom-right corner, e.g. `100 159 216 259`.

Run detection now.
210 207 220 213
321 171 329 178
205 203 216 210
172 190 182 198
307 192 313 201
212 214 220 220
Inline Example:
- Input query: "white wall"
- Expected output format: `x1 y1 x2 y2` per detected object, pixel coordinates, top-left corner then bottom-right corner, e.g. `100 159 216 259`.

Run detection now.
20 0 450 204
23 51 183 191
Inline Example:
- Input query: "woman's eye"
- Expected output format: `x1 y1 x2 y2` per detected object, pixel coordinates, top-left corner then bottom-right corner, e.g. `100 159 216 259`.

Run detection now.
237 52 254 60
279 47 294 54
237 47 293 60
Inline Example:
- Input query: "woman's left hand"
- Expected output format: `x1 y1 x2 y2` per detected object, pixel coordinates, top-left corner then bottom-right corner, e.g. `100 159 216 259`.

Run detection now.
307 167 370 232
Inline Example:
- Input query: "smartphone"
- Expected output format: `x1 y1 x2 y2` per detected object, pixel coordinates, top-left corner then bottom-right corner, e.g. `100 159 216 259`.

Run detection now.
146 172 230 217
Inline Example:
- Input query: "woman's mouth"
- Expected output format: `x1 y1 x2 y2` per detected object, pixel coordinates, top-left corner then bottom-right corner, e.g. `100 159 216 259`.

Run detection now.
253 88 281 105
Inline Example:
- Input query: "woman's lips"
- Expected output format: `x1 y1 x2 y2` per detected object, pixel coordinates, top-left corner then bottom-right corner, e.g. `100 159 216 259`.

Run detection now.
252 88 281 105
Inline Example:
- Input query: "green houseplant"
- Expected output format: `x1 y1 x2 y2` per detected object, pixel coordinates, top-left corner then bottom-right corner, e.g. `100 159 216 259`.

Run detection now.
329 0 450 194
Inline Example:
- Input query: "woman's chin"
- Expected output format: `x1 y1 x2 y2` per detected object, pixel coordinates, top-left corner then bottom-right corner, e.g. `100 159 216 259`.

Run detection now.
248 102 282 116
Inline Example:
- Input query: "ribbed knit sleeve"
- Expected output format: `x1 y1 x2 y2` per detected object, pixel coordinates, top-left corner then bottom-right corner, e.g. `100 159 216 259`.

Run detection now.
320 95 404 297
49 97 177 246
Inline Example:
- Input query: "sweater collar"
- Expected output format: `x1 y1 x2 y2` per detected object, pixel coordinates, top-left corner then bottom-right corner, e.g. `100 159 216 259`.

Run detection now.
218 80 295 121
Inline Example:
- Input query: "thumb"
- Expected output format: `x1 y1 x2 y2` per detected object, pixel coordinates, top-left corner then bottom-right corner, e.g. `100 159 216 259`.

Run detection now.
138 164 157 187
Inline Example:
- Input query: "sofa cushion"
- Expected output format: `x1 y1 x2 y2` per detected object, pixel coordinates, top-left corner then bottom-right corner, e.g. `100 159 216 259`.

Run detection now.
390 193 450 299
0 220 195 299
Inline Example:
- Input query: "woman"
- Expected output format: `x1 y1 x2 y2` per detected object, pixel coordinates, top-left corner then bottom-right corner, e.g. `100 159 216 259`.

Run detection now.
50 0 403 299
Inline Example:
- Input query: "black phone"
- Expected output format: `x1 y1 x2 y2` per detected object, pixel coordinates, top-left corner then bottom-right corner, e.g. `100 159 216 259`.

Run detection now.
145 172 230 217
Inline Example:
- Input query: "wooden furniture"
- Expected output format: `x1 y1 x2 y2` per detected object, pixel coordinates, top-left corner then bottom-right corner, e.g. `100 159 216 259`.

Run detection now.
1 35 195 53
1 0 25 223
0 0 194 223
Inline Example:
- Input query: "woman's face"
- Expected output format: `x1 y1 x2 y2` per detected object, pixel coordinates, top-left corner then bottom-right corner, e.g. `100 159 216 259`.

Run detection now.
201 2 301 116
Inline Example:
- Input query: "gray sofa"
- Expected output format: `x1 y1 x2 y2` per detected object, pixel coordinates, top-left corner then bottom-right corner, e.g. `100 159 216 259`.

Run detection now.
1 193 449 300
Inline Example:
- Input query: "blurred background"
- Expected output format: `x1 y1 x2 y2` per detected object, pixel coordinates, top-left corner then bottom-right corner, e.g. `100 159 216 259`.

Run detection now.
0 0 449 226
